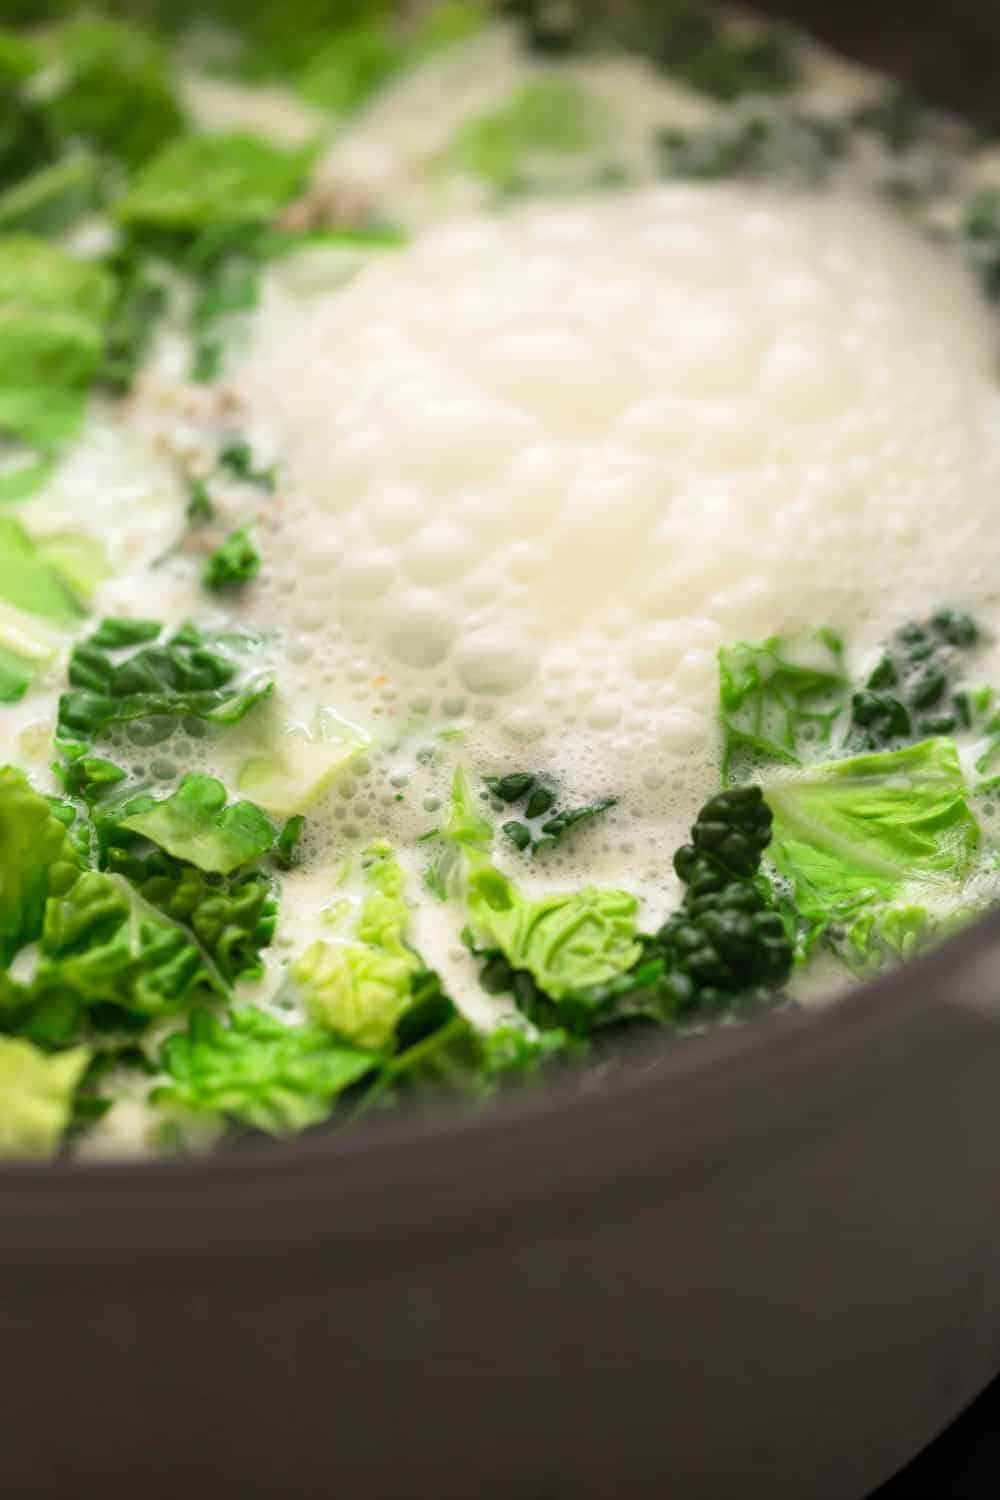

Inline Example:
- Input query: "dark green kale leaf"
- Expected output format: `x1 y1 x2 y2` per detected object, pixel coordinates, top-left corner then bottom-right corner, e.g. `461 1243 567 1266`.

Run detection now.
186 478 216 525
964 189 1000 301
848 610 980 751
658 112 845 184
46 16 186 170
57 617 273 746
473 785 792 1037
217 437 276 491
202 527 261 593
0 31 57 193
643 5 797 101
98 246 169 395
622 786 791 1022
483 771 616 855
275 814 306 869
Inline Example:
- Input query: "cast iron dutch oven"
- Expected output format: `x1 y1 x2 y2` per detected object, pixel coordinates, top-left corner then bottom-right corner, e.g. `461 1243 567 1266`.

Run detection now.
5 5 1000 1497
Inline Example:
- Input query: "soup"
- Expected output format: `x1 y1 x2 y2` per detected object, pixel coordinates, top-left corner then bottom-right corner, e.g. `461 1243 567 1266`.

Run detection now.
3 1 1000 1158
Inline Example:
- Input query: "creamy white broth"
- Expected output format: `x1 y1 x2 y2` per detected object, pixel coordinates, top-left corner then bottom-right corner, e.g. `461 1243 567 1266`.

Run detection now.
7 7 1000 1154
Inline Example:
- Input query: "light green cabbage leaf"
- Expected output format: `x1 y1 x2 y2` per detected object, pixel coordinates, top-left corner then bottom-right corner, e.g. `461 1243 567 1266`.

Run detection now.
293 841 422 1051
0 1036 90 1159
766 737 981 968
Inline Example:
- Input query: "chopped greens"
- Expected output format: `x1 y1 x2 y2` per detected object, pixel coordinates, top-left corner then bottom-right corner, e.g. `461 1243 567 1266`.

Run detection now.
154 1008 376 1137
202 528 262 593
293 842 424 1050
45 16 187 170
117 132 315 237
0 1036 90 1159
719 630 849 781
117 774 276 876
766 737 981 965
57 618 273 746
485 771 616 854
453 79 599 194
0 1 998 1160
0 237 113 485
848 611 980 751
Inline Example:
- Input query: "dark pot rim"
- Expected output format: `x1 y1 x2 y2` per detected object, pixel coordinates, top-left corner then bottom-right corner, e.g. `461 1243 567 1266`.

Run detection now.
5 902 997 1275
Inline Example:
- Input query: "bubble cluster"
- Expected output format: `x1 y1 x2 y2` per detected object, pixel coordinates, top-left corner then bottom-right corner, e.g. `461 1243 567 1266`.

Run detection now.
226 182 1000 921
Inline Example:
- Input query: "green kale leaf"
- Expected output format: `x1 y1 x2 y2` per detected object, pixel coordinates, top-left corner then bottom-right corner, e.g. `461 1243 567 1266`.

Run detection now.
484 770 616 855
47 16 186 170
202 527 261 592
57 617 273 746
848 610 980 751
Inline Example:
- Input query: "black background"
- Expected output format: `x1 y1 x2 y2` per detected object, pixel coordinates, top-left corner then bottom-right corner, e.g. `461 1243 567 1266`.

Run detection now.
874 1374 1000 1497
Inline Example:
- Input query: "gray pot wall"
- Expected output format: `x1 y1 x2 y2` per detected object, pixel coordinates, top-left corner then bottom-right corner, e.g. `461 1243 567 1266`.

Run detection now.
5 5 1000 1497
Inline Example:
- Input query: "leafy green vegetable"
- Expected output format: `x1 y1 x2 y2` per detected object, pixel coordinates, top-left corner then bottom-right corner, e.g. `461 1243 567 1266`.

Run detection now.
720 613 985 783
186 479 215 525
485 770 616 854
646 6 797 100
154 1007 376 1136
202 527 261 592
217 438 275 491
117 774 275 875
57 618 273 746
655 785 792 1003
848 610 980 751
0 1035 90 1158
0 151 100 235
766 737 981 963
295 15 404 114
0 31 56 194
439 769 640 999
117 132 314 236
98 245 169 394
0 517 82 699
293 842 423 1050
0 515 82 624
0 773 276 1045
100 850 277 988
275 814 306 869
453 79 598 194
482 783 793 1037
659 113 844 184
719 630 849 781
238 705 371 818
0 869 217 1044
964 189 1000 300
47 16 186 170
468 874 641 1001
0 235 113 465
0 766 82 966
0 648 31 702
